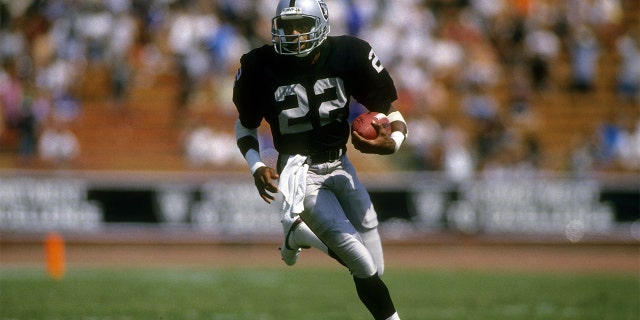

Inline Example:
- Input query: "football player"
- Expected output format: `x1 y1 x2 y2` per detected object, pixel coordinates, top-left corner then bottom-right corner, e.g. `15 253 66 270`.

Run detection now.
233 1 407 319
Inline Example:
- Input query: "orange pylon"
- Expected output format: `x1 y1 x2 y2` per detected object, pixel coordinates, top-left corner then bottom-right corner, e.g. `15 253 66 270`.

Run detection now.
45 232 66 280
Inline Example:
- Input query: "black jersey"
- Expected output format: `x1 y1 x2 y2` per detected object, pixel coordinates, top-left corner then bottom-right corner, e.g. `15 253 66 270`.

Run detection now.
233 36 397 155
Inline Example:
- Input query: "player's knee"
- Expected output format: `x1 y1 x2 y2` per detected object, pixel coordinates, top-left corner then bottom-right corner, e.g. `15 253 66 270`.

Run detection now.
322 231 377 278
359 227 385 275
351 261 378 278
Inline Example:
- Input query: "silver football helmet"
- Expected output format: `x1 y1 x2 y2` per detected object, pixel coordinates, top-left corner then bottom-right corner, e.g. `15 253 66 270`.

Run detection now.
272 0 330 57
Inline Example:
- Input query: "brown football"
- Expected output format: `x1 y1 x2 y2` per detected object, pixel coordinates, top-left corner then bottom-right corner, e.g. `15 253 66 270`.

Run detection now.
351 112 391 140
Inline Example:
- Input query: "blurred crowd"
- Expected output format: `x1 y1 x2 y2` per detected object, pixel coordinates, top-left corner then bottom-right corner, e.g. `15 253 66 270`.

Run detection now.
0 0 638 175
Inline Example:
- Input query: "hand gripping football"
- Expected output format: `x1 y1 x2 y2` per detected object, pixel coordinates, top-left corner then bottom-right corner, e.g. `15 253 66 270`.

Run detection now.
351 112 391 140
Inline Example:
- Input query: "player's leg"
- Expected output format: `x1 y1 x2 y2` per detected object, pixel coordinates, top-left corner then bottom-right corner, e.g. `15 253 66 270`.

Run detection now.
302 183 376 274
353 274 400 320
315 217 397 320
338 156 386 273
359 227 385 274
336 156 400 319
280 212 329 266
286 217 328 253
277 154 329 265
302 173 399 320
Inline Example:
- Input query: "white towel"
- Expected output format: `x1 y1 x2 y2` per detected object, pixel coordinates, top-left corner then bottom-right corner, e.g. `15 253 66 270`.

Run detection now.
278 154 309 218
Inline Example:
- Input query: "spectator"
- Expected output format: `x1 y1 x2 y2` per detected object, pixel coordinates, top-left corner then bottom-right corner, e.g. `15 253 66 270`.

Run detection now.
613 115 640 171
0 59 23 130
571 111 638 175
0 15 27 63
459 40 500 91
592 112 625 170
345 0 364 36
17 82 50 161
615 27 639 104
105 9 138 110
570 130 599 178
165 1 219 117
442 123 474 182
38 117 80 168
50 90 80 124
0 102 4 152
479 128 539 180
524 24 561 91
473 116 509 171
588 0 623 48
1 58 49 160
461 84 499 121
506 66 533 120
488 6 526 67
568 24 600 92
181 114 243 168
36 53 79 99
78 2 113 63
182 118 217 168
405 112 442 170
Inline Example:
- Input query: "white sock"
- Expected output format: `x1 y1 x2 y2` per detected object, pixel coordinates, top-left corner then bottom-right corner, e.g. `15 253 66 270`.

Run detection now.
385 312 400 320
291 221 328 254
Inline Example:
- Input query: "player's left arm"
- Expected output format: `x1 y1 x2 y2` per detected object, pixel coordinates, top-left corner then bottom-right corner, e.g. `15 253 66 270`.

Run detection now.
349 39 407 155
352 105 408 155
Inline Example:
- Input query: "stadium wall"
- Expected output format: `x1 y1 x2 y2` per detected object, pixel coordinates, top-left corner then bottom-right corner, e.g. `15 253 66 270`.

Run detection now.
0 170 637 243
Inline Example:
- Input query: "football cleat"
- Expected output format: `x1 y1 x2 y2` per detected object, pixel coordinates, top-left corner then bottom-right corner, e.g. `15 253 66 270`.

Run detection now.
280 216 306 266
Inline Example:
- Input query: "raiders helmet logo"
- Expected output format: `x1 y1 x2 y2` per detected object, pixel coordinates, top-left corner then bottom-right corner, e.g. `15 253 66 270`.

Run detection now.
318 0 328 20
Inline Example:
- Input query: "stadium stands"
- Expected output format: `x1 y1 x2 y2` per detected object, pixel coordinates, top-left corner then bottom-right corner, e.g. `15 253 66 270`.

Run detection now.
0 0 638 174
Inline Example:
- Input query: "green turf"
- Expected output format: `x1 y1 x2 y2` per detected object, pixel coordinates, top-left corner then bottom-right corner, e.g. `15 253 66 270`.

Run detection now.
0 267 638 320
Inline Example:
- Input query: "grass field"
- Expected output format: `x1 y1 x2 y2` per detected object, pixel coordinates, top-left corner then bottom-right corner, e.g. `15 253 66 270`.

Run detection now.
1 266 638 320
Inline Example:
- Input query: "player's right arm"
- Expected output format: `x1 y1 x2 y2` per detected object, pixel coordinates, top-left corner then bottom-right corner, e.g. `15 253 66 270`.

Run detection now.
233 59 279 204
234 119 279 204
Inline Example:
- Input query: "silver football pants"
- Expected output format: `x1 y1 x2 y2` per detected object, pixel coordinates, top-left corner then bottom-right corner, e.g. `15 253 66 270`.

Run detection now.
293 154 385 278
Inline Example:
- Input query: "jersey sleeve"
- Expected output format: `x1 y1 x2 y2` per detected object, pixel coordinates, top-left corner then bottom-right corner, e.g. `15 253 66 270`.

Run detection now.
348 38 398 114
233 52 264 129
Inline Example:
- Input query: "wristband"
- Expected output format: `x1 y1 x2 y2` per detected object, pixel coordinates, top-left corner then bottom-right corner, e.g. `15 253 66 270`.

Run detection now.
245 149 266 174
387 111 406 125
390 131 405 153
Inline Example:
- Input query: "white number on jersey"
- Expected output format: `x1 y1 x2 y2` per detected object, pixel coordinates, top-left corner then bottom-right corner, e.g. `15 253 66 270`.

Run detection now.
368 49 384 73
275 77 348 135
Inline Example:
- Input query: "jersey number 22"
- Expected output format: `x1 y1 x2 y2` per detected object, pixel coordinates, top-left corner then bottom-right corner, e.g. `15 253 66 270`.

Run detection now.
275 77 348 135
